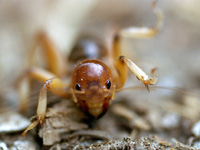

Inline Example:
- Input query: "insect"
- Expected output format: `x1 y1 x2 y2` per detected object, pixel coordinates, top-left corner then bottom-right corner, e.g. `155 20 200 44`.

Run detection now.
20 1 162 137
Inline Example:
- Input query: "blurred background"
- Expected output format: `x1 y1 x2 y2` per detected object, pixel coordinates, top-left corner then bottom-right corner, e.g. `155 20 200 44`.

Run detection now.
0 0 200 90
0 0 200 148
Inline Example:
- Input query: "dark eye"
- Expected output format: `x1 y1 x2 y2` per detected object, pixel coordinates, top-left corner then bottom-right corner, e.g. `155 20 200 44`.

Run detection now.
106 80 111 89
76 83 81 91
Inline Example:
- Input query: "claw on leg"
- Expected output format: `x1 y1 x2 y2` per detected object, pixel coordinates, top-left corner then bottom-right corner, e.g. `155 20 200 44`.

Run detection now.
22 114 45 137
22 76 68 137
22 120 39 137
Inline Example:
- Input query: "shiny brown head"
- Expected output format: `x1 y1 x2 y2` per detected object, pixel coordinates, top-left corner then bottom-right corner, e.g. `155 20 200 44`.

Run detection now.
72 59 113 119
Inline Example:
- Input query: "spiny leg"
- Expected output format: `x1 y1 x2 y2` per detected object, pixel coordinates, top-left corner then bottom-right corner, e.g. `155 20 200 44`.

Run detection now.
112 53 157 91
115 1 160 90
107 0 161 90
22 68 69 137
119 56 157 91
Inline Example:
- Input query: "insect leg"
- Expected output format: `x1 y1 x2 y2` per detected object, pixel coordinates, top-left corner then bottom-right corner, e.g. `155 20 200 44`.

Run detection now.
118 56 157 91
107 31 157 90
18 67 56 111
36 32 68 77
119 0 163 38
18 31 68 111
107 32 128 89
107 0 161 90
22 68 69 137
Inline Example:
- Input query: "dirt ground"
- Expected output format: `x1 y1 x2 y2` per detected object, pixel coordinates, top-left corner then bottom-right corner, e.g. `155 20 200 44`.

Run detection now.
0 0 200 149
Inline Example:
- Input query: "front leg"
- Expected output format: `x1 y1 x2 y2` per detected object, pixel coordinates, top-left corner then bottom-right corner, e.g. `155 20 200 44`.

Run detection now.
22 84 48 137
118 56 157 91
22 70 69 137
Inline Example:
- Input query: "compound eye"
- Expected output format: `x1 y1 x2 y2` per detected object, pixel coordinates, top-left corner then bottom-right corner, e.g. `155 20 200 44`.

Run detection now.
76 83 81 91
106 80 111 89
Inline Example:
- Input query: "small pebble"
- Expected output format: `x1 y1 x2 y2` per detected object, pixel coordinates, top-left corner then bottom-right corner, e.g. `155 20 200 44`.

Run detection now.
0 111 30 133
162 112 180 129
10 140 37 150
193 141 200 149
192 120 200 137
0 141 8 150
